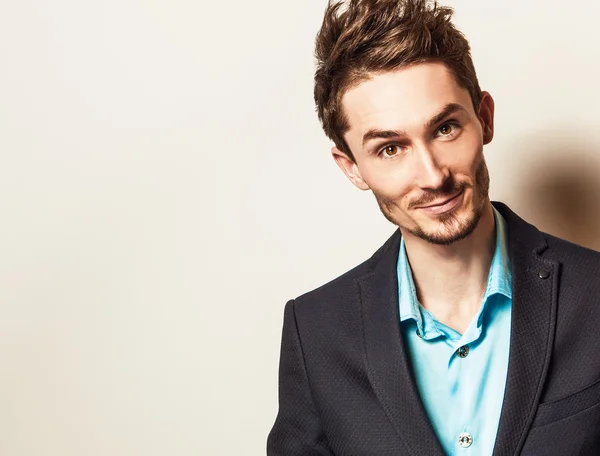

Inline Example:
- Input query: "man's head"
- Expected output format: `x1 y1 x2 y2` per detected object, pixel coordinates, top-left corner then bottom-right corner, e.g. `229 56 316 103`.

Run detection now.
314 0 494 245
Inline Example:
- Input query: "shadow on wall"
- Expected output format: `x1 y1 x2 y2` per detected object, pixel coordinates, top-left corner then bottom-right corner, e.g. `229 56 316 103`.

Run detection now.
514 138 600 252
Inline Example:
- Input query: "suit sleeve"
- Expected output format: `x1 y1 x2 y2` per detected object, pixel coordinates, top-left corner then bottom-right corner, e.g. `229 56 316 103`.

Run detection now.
267 299 333 456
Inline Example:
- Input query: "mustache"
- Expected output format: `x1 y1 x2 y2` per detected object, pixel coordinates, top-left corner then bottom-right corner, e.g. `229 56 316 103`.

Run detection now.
407 180 467 209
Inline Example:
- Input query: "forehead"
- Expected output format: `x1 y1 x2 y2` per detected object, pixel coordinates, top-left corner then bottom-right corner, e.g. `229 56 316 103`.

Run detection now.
341 62 473 137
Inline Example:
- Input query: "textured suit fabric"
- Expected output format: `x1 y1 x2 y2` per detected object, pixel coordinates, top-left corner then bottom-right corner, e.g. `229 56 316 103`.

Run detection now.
267 202 600 456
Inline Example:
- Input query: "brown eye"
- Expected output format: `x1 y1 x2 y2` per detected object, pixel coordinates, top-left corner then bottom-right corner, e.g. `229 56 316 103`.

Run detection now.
381 145 400 158
438 123 456 136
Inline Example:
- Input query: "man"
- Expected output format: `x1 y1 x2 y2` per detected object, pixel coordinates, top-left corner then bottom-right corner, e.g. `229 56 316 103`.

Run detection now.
267 0 600 455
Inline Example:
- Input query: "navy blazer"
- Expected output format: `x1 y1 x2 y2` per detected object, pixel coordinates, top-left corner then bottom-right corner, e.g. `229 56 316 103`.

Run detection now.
267 202 600 455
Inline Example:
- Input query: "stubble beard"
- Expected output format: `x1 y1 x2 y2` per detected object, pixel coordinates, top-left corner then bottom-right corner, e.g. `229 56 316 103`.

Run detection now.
374 157 490 246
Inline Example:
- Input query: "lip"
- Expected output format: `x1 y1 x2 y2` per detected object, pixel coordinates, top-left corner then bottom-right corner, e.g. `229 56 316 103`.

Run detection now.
418 189 464 215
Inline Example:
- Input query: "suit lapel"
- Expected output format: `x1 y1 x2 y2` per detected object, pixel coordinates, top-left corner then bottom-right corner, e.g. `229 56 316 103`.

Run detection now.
357 203 559 456
357 230 445 456
492 203 560 456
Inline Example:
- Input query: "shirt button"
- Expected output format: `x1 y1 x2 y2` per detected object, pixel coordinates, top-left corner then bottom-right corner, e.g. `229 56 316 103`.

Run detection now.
456 345 469 358
458 432 473 448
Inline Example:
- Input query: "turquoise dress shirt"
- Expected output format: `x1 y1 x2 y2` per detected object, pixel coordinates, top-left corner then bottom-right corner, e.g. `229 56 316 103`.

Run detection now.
397 207 512 455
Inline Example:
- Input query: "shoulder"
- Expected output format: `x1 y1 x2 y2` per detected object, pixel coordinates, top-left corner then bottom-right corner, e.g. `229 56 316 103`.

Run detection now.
542 232 600 289
291 229 400 317
496 200 600 274
543 232 600 265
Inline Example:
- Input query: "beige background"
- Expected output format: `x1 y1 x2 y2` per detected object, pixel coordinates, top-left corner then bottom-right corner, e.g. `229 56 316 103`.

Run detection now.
1 0 599 455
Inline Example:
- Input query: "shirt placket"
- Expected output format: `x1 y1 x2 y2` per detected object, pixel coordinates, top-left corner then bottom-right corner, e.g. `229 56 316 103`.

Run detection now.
447 328 482 454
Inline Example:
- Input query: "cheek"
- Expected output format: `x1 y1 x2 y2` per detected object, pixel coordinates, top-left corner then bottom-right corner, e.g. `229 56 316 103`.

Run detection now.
447 135 484 174
362 162 413 199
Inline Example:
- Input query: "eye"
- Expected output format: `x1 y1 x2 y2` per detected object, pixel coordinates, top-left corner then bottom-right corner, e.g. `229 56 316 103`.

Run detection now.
379 145 402 159
436 122 459 138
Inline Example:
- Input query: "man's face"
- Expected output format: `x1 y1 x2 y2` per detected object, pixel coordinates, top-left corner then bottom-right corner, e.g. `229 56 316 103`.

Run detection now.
334 62 494 245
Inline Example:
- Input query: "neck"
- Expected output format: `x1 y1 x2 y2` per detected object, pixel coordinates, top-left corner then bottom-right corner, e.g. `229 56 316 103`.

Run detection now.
402 201 496 333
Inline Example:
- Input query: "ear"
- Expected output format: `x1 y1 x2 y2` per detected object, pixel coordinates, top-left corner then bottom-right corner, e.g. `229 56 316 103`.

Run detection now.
478 91 495 145
331 146 370 191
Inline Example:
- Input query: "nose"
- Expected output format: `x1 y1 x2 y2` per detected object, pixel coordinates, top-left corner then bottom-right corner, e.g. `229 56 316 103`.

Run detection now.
413 144 449 190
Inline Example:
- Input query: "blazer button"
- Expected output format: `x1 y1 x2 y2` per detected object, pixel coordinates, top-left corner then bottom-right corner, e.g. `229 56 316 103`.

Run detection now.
538 268 550 279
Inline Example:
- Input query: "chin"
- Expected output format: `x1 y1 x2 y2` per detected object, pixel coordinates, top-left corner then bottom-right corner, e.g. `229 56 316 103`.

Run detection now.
407 201 484 246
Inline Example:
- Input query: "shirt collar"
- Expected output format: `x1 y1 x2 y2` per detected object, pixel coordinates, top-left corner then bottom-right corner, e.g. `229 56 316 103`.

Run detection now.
484 206 512 301
397 206 512 336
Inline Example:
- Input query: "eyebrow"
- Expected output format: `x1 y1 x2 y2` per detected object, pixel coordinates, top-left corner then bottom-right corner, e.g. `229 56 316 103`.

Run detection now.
361 103 467 148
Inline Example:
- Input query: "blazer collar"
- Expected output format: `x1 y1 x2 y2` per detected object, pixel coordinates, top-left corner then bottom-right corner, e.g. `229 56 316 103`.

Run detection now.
356 202 559 456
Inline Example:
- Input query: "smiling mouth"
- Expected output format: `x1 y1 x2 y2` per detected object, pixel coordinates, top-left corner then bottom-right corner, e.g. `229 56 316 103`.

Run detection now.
419 189 464 209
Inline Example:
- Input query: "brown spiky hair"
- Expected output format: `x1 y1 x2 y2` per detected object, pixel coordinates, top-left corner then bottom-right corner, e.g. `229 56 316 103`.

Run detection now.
314 0 482 162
